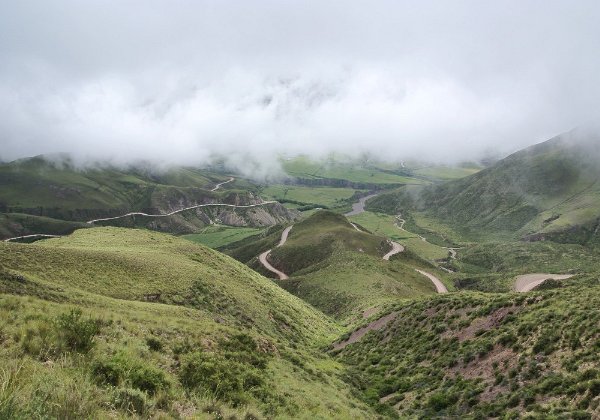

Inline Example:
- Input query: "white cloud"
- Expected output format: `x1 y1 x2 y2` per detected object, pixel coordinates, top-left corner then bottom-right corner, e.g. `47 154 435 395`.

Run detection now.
0 1 599 172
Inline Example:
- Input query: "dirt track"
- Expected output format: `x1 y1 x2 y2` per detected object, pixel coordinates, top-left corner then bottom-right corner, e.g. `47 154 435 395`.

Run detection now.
210 177 234 191
415 269 448 293
514 273 574 292
4 198 279 242
87 200 278 224
3 234 61 243
258 226 293 280
383 241 405 260
349 222 362 232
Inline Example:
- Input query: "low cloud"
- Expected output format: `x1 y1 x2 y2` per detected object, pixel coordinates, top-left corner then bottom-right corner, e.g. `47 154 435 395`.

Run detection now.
1 1 599 175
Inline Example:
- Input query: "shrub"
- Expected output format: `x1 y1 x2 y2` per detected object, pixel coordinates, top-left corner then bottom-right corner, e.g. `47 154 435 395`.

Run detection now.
179 336 273 407
129 364 169 395
146 336 163 352
20 319 55 358
92 353 169 395
427 391 459 411
113 387 147 415
55 309 101 353
26 370 99 419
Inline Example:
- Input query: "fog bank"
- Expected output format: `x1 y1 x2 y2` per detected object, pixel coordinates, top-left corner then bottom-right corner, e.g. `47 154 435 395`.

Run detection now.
1 1 599 174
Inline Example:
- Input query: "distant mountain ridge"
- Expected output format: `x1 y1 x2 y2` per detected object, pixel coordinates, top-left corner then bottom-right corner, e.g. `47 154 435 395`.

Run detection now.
0 155 299 239
368 130 600 244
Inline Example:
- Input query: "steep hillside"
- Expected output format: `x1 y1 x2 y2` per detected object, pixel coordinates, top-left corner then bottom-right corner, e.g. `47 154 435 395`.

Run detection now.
367 131 600 244
227 211 446 322
334 280 600 418
0 155 298 239
0 228 373 418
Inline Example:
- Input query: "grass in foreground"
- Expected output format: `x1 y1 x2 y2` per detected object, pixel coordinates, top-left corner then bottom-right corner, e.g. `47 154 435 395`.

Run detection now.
0 227 373 418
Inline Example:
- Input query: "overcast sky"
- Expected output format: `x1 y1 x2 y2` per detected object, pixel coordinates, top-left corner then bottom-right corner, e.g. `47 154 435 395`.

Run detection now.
1 1 599 171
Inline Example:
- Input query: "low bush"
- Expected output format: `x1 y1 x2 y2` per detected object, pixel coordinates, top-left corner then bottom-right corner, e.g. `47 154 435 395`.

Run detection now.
179 334 274 407
55 309 101 353
113 387 148 415
92 352 170 395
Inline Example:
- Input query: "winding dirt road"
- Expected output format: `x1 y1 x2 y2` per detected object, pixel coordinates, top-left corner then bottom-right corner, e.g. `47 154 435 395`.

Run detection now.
258 226 293 280
210 177 235 192
4 199 279 242
383 241 405 260
349 222 362 232
86 201 278 224
3 234 61 243
415 269 448 293
395 216 406 230
514 273 575 292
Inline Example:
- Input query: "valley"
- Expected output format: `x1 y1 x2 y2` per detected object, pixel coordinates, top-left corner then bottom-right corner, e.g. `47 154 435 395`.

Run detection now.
1 134 600 418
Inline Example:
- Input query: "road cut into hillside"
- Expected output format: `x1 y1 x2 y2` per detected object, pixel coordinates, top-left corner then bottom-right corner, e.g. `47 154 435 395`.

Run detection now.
514 273 575 292
415 269 449 293
210 177 234 191
258 226 293 280
383 241 405 260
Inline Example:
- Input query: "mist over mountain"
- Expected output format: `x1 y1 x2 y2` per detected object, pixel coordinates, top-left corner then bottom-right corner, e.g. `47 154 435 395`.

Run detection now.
2 1 600 175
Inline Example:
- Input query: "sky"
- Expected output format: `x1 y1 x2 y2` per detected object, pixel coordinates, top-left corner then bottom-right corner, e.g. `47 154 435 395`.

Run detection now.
1 0 599 173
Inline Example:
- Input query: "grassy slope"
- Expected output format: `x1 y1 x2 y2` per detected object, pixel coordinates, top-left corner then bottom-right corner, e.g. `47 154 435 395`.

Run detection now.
183 225 266 249
335 281 600 418
448 241 600 293
0 212 89 239
367 132 600 243
248 211 441 323
0 155 302 238
348 211 451 261
0 227 373 418
0 155 244 215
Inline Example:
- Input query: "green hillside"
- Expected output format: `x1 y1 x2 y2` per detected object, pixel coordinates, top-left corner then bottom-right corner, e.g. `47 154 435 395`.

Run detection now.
334 280 600 418
367 131 600 244
227 211 445 322
0 228 373 418
0 155 298 239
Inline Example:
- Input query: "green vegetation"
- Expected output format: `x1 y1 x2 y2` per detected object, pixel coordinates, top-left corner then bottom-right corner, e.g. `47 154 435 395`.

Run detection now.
3 139 600 418
261 184 361 210
282 156 428 186
183 225 265 248
225 210 442 322
410 164 481 180
367 134 600 243
0 212 89 239
335 283 600 418
348 211 451 261
0 228 373 418
0 155 299 238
